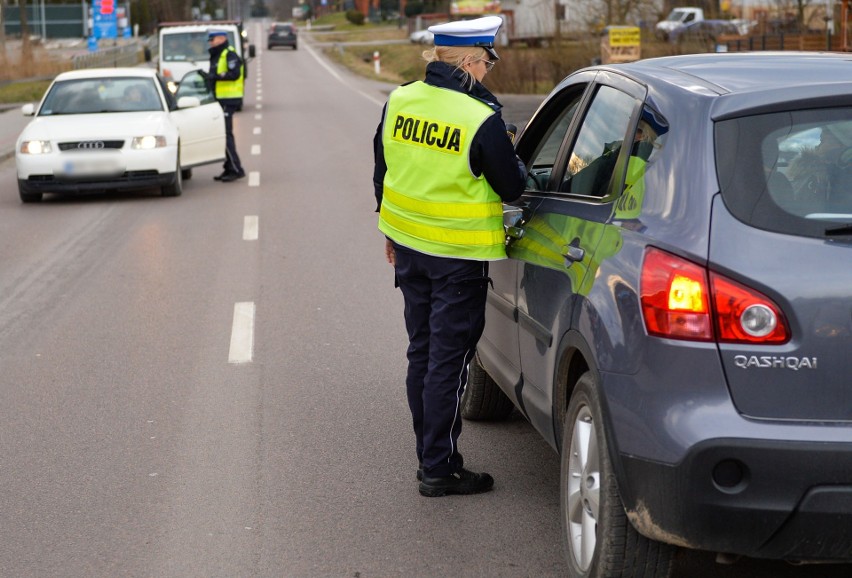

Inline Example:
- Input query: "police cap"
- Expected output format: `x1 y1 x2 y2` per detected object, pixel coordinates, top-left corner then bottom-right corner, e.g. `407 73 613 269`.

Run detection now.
428 16 503 60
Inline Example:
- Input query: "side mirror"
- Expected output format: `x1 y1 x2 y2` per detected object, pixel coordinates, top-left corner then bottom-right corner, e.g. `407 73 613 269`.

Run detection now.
176 96 201 109
21 103 35 116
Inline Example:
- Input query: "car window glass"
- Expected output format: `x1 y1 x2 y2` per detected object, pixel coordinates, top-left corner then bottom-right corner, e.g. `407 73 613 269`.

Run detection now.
613 105 669 219
716 109 852 239
39 78 162 115
560 85 636 198
522 90 584 193
175 70 217 105
163 32 208 62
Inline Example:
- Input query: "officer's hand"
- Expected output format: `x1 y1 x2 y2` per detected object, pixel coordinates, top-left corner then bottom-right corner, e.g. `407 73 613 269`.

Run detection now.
385 239 396 266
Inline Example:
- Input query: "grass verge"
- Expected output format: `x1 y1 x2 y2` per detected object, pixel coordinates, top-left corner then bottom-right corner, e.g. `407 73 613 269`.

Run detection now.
0 80 51 105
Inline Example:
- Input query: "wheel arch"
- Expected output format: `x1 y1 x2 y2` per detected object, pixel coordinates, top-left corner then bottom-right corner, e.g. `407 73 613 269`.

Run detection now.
552 329 595 454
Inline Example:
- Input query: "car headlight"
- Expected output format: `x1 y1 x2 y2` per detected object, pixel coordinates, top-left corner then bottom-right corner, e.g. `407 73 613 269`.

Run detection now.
20 140 52 154
131 136 167 150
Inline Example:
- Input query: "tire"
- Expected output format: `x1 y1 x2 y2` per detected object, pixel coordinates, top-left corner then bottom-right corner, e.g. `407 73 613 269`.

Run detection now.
161 154 183 197
461 353 515 421
18 181 42 203
181 167 193 180
561 372 675 578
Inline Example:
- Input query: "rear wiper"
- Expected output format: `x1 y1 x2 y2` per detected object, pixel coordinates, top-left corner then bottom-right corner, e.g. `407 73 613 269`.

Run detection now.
825 223 852 236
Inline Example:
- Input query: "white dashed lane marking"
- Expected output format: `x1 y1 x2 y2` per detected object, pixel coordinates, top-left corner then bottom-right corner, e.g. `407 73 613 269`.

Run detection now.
228 302 256 363
243 216 258 240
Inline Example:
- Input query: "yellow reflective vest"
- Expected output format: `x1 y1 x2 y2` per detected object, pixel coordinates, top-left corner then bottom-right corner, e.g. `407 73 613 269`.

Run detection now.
214 46 244 100
378 82 506 260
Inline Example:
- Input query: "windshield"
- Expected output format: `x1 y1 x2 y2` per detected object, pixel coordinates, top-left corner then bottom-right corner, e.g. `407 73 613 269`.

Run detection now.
716 108 852 239
39 77 163 115
162 31 229 62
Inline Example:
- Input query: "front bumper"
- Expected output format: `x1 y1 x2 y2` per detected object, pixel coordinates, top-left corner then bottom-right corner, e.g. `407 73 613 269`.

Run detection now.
19 171 177 195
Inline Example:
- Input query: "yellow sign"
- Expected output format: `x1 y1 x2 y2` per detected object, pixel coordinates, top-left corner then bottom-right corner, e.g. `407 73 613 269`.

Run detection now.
608 26 640 47
450 0 501 15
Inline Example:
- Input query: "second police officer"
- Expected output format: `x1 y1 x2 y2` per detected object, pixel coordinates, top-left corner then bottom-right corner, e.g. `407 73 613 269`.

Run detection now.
206 29 246 182
373 16 527 497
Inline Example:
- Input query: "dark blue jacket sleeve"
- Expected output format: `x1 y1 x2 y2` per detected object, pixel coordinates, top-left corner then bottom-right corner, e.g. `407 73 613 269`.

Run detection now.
373 104 388 211
471 112 527 203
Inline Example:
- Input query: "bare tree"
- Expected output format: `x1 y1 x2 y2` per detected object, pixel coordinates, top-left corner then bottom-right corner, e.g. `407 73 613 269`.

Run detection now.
580 0 663 28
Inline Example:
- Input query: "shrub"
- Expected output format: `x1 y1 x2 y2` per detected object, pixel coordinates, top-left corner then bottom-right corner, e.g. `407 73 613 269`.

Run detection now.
345 9 365 25
404 0 424 17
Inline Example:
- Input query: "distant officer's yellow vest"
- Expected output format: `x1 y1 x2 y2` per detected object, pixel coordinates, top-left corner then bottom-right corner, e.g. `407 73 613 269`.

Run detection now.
379 82 506 260
215 46 244 100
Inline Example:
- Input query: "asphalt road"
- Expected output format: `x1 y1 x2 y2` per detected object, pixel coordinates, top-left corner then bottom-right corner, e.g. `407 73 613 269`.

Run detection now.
0 21 849 578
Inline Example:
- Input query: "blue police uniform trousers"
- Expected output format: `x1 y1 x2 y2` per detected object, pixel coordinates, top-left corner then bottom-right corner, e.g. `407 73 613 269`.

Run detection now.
392 242 490 478
221 103 244 175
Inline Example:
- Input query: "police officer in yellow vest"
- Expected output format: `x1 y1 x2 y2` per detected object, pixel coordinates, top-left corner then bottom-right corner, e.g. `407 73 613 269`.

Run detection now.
373 16 526 497
207 29 245 182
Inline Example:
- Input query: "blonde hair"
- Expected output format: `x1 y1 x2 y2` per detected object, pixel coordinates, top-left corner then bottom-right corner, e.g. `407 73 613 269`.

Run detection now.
422 45 488 90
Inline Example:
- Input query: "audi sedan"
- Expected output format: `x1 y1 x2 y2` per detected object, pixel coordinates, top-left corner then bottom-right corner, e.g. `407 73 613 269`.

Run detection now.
462 52 852 576
15 67 226 202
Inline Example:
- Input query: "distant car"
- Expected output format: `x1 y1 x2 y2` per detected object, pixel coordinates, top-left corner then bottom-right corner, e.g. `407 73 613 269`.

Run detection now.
409 29 434 44
15 67 226 203
669 19 741 46
466 52 852 576
268 22 297 50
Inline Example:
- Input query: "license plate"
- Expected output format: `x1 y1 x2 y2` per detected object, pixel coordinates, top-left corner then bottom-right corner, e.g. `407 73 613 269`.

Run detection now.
57 156 124 178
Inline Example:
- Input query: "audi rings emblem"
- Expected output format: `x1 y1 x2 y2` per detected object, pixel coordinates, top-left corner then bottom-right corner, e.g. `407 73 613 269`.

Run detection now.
77 141 105 150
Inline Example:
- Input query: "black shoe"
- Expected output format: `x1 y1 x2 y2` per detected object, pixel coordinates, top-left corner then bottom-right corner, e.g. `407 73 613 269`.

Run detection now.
220 171 246 183
213 171 233 181
419 468 494 497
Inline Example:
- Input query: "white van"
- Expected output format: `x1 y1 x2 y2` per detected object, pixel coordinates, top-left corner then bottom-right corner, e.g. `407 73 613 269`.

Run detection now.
158 20 255 109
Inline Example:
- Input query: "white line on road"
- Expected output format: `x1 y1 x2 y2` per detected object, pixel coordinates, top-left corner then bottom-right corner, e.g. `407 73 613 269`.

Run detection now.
251 144 261 155
243 215 259 240
255 114 262 120
253 127 261 135
249 172 260 187
303 41 385 107
228 302 255 364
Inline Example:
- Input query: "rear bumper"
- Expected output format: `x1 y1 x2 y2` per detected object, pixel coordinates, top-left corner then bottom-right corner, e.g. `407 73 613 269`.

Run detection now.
620 439 852 561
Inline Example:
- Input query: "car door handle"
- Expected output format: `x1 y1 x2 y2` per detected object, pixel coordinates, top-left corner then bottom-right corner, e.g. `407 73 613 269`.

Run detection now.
562 243 585 266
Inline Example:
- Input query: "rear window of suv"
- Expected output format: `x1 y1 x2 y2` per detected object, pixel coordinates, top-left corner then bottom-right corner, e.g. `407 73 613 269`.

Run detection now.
716 109 852 239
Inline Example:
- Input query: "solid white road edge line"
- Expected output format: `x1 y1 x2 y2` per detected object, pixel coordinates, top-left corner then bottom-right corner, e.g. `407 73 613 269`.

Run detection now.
228 302 256 364
303 41 385 107
249 172 260 187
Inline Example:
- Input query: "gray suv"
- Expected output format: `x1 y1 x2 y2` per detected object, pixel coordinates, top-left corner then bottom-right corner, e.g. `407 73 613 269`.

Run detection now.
463 52 852 576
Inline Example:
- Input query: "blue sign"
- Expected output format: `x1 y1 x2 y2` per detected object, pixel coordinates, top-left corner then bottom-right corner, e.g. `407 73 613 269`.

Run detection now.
92 0 117 39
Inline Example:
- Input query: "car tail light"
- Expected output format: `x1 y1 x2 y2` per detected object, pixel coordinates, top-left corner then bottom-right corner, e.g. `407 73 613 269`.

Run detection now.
641 248 713 341
710 274 788 343
640 248 789 344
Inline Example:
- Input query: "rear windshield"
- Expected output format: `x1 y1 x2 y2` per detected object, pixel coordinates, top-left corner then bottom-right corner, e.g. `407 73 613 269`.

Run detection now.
716 109 852 239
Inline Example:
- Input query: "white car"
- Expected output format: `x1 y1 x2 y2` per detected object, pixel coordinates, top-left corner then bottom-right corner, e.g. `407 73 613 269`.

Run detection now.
409 29 434 44
16 67 226 203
